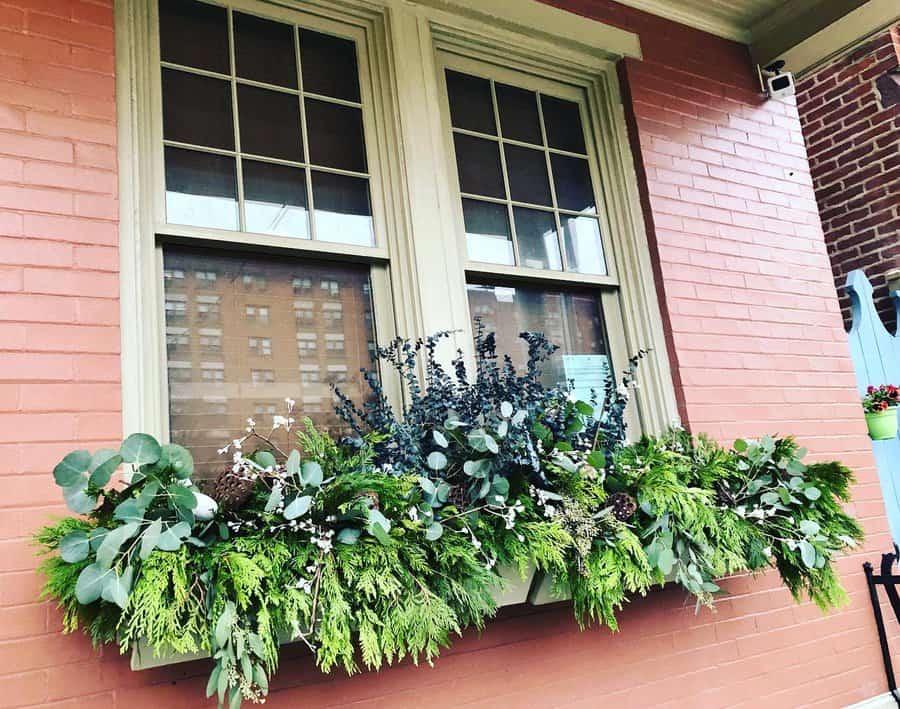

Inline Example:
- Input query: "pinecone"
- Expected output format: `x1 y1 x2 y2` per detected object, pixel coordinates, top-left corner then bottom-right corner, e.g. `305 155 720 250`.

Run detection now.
355 490 380 511
210 469 258 512
608 492 637 521
447 484 469 510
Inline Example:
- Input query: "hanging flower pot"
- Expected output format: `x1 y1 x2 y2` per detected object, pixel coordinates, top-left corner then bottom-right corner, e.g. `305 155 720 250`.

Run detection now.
865 406 898 440
862 385 900 440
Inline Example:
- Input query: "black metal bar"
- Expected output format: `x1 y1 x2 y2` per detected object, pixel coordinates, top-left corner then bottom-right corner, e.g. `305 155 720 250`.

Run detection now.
864 554 900 707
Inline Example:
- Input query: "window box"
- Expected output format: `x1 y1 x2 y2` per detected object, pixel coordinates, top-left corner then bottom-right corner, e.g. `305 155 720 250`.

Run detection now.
131 562 537 671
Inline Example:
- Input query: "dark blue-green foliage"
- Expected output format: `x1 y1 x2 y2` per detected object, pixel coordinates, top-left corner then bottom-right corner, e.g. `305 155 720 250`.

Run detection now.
333 324 648 496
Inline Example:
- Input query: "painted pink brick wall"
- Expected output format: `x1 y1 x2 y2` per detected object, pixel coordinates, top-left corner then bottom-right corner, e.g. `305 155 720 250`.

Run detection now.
0 0 891 707
796 26 900 329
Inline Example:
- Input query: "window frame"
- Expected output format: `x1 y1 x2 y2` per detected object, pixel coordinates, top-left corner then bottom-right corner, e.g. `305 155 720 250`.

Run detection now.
118 0 414 441
422 16 679 434
117 0 678 442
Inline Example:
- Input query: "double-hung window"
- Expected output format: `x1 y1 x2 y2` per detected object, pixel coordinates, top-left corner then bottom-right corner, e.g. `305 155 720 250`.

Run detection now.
121 0 676 475
152 0 395 473
438 54 628 396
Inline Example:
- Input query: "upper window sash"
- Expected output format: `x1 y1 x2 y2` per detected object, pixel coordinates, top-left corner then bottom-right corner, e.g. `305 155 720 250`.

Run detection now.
148 0 390 260
436 51 619 288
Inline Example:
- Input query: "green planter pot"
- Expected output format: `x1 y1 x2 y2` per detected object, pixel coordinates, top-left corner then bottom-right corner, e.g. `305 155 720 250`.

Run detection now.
865 407 898 440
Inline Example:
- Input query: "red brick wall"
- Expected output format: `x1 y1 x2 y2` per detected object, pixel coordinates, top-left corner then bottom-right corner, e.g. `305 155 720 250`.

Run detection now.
0 0 890 707
796 26 900 329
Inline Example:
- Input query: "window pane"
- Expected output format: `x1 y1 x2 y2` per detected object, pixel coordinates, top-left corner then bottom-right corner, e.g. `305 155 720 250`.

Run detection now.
463 198 513 265
541 95 587 154
496 83 541 144
445 71 495 135
158 0 229 74
453 133 504 199
550 154 596 213
562 215 607 275
234 11 297 89
466 282 608 391
162 68 234 150
165 147 238 230
163 248 377 475
305 99 367 172
299 29 361 102
513 207 560 271
504 145 551 206
243 160 309 238
311 170 373 246
237 85 303 161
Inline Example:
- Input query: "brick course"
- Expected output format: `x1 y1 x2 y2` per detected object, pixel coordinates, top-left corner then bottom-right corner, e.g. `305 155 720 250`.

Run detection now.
0 0 890 707
797 26 900 329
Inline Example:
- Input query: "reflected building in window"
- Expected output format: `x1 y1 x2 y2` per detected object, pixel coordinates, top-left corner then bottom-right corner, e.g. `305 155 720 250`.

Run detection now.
163 248 377 476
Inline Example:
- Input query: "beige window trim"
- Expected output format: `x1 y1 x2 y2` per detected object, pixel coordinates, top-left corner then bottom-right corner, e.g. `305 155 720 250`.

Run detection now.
116 0 417 439
117 0 676 440
387 2 679 433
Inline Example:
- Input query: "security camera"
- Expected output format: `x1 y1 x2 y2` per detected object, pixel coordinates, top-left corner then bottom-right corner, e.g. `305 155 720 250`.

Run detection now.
759 60 795 99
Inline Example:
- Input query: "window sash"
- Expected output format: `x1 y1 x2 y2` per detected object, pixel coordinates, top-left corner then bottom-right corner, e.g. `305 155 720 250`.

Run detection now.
148 0 390 260
436 51 620 288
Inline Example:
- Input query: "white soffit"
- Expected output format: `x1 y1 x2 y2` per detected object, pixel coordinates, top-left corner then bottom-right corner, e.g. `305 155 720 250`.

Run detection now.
779 0 900 74
602 0 787 43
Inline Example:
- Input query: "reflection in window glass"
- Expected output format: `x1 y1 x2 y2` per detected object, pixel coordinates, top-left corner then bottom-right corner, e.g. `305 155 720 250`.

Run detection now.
462 199 513 265
233 11 297 88
513 207 561 270
162 248 377 475
299 28 361 102
445 70 495 135
311 171 373 246
164 147 239 230
466 282 609 391
562 216 607 275
159 0 229 73
243 160 309 238
162 69 234 150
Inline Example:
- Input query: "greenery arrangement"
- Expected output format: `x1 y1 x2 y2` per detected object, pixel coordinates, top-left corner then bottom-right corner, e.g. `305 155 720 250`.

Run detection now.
36 330 863 708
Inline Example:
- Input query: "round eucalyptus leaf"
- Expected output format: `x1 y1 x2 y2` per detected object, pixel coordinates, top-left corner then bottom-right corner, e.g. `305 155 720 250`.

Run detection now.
426 451 447 471
432 430 448 448
140 518 163 560
425 522 444 541
286 449 301 477
500 401 513 418
59 530 90 563
283 495 311 520
88 450 122 488
301 461 323 488
53 450 91 487
101 566 134 609
418 476 436 496
799 540 817 568
252 451 277 471
75 562 108 604
63 484 96 515
803 486 821 501
336 527 361 545
119 433 162 467
798 519 820 537
168 483 197 510
163 444 194 479
657 548 676 576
